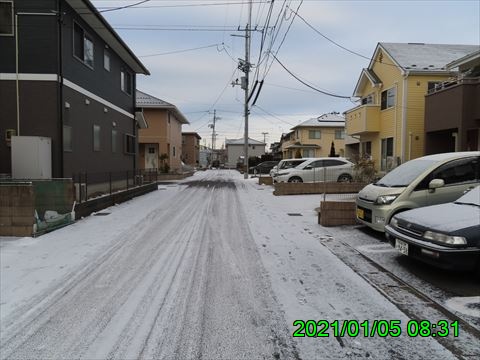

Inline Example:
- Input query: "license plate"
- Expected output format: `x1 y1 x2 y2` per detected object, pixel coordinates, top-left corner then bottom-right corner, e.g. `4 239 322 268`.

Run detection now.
395 239 409 256
356 207 364 219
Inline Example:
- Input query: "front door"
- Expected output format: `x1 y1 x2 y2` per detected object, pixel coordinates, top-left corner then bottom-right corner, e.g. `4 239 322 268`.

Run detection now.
145 144 159 169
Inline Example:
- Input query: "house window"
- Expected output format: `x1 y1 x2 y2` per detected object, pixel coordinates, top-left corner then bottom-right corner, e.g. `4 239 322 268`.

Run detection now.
63 125 72 151
303 149 315 157
309 130 321 139
361 141 372 158
73 22 94 68
381 87 395 110
381 137 394 171
111 129 117 152
173 146 176 157
93 125 101 151
361 93 374 105
335 130 345 140
0 1 13 36
104 50 110 71
121 70 132 95
124 134 136 154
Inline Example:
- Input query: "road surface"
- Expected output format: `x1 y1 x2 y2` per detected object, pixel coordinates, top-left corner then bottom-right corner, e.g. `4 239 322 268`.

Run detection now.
1 172 297 359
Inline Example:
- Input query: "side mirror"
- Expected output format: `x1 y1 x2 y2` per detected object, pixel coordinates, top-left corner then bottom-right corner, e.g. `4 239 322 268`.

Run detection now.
428 178 445 191
304 165 313 170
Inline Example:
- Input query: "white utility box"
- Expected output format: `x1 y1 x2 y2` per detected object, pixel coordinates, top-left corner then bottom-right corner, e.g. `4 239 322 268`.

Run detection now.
11 136 52 179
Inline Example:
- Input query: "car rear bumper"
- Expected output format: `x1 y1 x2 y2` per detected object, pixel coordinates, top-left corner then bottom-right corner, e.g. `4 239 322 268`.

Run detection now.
385 225 480 271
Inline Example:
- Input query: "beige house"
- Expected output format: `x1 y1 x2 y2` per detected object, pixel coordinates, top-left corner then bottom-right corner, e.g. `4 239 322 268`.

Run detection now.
282 113 349 159
182 132 201 167
136 90 189 173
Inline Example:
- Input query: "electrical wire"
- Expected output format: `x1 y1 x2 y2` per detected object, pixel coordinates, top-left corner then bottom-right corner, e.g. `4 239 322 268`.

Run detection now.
139 43 223 57
98 0 150 13
272 54 352 99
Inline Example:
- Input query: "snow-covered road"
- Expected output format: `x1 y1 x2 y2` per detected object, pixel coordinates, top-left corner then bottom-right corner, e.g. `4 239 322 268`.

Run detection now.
0 170 476 359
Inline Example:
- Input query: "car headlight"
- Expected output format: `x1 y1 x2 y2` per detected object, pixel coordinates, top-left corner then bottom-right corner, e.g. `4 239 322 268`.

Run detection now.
374 194 399 205
390 217 399 228
423 231 467 245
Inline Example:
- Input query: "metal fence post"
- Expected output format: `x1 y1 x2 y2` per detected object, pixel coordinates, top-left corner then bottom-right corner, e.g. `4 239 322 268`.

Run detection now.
109 172 112 195
126 170 129 190
85 172 88 201
323 167 326 202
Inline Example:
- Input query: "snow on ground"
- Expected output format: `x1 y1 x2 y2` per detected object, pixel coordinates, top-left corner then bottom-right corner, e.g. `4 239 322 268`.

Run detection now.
0 170 467 359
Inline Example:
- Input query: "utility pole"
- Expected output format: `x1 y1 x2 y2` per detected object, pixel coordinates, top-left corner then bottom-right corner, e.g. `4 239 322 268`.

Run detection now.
208 109 220 166
243 1 253 179
262 132 268 151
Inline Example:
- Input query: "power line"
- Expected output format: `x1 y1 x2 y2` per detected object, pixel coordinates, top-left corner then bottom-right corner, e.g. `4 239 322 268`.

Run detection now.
99 0 151 13
271 54 352 99
139 43 222 57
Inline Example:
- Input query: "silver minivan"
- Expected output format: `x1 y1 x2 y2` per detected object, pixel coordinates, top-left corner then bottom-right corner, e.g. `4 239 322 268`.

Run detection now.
356 151 480 232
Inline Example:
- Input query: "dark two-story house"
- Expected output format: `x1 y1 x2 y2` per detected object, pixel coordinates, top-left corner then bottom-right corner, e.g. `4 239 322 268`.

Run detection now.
0 0 149 178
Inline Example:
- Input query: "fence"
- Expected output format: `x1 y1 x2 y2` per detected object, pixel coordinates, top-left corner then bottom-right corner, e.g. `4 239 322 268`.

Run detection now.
72 168 159 203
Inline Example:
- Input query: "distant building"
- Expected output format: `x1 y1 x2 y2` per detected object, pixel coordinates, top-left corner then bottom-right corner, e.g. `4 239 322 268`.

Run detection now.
136 90 189 173
225 138 265 168
283 113 349 159
182 132 201 167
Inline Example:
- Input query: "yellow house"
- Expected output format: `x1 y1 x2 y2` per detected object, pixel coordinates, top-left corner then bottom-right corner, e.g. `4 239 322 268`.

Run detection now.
345 43 478 172
136 90 189 173
282 113 347 159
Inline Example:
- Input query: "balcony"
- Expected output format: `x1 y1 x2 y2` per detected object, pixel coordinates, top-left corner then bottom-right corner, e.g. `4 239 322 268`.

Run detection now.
345 104 380 136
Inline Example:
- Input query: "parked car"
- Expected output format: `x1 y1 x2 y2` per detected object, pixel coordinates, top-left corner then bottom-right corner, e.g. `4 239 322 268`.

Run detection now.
274 158 354 183
385 186 480 272
249 161 279 175
356 151 480 232
270 158 310 177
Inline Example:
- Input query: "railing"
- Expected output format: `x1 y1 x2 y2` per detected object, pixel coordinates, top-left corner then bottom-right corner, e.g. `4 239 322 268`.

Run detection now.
72 168 159 203
427 76 480 95
345 104 381 135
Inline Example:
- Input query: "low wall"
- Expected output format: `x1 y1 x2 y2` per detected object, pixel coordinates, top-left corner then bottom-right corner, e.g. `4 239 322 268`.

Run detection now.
0 180 74 237
318 201 357 226
75 182 157 219
258 176 273 185
274 182 366 196
156 172 194 181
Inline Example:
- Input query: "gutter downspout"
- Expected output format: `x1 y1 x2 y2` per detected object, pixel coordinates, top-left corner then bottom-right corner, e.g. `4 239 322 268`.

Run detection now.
401 71 409 163
57 0 64 178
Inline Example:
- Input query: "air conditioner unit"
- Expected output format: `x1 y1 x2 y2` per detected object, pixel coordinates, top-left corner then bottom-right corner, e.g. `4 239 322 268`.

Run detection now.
74 183 86 201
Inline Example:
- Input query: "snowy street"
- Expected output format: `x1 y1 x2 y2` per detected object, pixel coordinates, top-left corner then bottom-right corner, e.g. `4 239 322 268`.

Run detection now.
1 170 479 359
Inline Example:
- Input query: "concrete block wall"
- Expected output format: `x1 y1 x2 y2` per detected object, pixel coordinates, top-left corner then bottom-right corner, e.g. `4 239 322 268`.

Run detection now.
319 201 357 226
274 182 367 196
0 183 35 236
258 176 273 185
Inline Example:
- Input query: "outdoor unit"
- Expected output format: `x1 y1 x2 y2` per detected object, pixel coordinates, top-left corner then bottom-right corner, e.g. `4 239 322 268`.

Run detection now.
11 136 52 179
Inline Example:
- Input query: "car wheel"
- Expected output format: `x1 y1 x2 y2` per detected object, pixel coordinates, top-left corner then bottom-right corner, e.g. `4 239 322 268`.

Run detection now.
288 176 303 183
337 173 353 182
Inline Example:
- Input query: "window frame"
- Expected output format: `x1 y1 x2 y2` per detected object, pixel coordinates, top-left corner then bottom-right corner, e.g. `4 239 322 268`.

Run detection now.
124 133 136 155
63 125 72 152
381 87 396 110
335 129 345 140
111 129 117 153
120 69 132 95
93 124 101 151
73 20 94 69
308 130 321 139
104 49 111 72
0 1 14 36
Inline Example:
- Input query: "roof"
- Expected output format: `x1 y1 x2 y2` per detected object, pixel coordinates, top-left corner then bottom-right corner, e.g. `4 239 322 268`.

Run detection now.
292 113 345 129
66 0 149 75
446 50 480 71
353 69 382 96
374 43 479 73
182 132 202 139
225 138 265 146
136 90 189 124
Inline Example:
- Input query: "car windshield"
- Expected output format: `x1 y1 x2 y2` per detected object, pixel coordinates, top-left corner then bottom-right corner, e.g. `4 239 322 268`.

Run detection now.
279 160 306 170
454 186 480 207
374 159 437 187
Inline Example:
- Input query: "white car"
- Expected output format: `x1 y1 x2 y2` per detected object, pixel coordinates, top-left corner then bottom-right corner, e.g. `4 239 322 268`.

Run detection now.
270 158 310 177
274 158 354 183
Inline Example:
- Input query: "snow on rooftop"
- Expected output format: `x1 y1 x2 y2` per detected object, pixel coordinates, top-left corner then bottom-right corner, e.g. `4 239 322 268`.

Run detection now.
380 43 479 71
293 113 345 128
225 138 265 145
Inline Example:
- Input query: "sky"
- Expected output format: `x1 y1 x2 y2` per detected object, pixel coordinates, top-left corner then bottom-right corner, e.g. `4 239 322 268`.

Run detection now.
92 0 480 149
